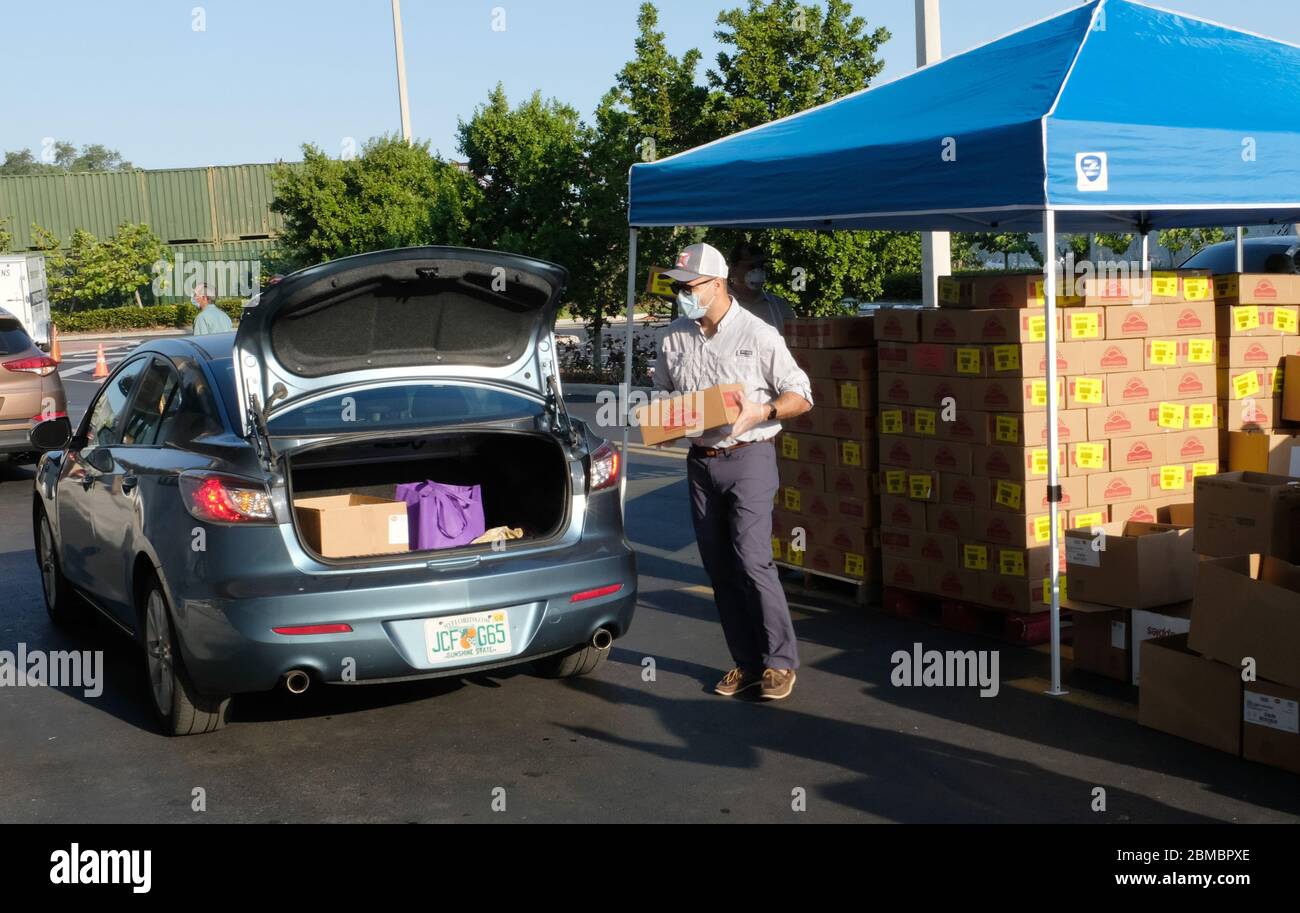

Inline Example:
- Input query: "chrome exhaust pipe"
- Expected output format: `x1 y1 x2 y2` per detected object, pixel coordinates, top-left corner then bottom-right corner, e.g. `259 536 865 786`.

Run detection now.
591 628 614 651
284 670 311 695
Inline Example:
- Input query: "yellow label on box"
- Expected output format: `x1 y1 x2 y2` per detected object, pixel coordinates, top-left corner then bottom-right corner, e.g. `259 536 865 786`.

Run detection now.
1070 312 1100 339
885 470 906 495
881 410 904 435
1160 464 1187 491
843 552 864 577
938 278 963 305
1192 461 1217 477
1149 340 1177 365
1234 306 1260 332
1157 401 1185 430
995 480 1023 510
771 537 782 559
1075 442 1106 470
963 544 989 571
1028 316 1047 343
993 345 1021 372
1151 272 1179 298
1188 403 1215 428
995 415 1020 444
838 383 860 409
1183 276 1210 300
1074 376 1104 405
1276 307 1298 334
1187 338 1215 364
908 474 933 500
1030 380 1049 407
1042 576 1067 604
840 440 862 467
1031 448 1050 476
1232 370 1261 400
914 409 937 436
956 347 982 375
1274 366 1286 394
1072 511 1104 529
783 487 801 511
999 549 1026 577
1034 515 1053 544
781 435 800 458
786 546 804 567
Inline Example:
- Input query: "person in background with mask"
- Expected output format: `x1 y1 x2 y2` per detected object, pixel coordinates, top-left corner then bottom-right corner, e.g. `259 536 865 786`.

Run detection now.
190 282 233 336
729 240 796 331
654 242 813 702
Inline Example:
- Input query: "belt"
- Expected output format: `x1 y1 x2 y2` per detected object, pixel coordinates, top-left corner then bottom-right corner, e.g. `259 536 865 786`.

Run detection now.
689 438 773 458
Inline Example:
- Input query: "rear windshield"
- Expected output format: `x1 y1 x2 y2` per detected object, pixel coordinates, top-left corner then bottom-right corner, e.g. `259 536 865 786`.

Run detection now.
266 383 542 435
0 319 32 356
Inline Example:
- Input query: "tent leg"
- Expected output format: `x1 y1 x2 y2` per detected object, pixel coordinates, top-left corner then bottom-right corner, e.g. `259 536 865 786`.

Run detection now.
1141 231 1150 272
619 228 639 511
1042 210 1067 697
1236 227 1245 272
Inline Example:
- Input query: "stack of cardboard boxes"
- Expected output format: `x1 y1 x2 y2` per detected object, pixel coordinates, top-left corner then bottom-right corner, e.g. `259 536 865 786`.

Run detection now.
1138 471 1300 775
875 271 1221 614
773 316 880 583
1218 274 1300 473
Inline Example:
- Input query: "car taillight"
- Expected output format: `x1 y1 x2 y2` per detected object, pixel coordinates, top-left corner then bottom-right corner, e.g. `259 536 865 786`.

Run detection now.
3 355 58 377
179 472 274 524
31 411 68 422
588 441 620 492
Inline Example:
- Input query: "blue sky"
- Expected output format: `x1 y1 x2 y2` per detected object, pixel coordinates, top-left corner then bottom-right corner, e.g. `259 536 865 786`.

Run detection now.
5 0 1298 169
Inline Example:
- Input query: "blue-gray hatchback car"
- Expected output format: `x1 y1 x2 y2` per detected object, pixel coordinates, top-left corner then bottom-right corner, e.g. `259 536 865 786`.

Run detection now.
30 247 637 735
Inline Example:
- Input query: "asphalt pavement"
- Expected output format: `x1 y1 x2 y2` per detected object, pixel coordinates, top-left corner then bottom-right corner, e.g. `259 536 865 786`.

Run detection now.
0 340 1296 823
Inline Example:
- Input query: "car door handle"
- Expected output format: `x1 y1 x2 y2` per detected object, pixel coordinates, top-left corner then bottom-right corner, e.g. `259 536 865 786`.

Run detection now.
121 475 138 493
80 474 95 491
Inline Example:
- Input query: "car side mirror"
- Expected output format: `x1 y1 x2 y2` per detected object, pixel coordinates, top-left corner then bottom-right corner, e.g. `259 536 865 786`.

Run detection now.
30 416 73 451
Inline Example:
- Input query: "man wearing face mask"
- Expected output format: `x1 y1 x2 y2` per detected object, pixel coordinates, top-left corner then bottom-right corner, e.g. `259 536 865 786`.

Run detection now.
729 241 796 331
654 243 814 702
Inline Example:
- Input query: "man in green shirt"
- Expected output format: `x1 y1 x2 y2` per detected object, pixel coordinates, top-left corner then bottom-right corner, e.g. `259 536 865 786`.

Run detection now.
191 283 233 335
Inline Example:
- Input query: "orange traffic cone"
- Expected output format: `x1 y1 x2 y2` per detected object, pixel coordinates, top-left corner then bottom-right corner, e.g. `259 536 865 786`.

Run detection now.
92 343 109 379
49 325 62 364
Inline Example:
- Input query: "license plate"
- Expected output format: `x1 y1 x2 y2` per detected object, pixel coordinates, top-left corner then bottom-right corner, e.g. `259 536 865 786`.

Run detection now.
424 610 512 666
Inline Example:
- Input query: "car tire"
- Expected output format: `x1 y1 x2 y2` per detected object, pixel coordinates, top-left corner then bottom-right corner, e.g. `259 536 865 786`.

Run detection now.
535 643 609 679
141 578 230 736
34 506 84 628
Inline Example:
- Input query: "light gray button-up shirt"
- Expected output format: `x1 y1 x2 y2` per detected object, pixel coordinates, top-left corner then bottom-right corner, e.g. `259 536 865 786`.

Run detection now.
652 297 813 448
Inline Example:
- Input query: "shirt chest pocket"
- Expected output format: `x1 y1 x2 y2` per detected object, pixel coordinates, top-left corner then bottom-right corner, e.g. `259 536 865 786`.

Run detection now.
710 347 760 386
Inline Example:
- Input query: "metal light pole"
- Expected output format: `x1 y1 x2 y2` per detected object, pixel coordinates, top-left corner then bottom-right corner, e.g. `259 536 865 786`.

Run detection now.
916 0 951 307
392 0 413 142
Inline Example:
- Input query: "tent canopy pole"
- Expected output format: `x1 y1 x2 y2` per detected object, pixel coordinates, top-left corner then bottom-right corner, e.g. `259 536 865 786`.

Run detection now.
1043 208 1066 697
620 228 638 510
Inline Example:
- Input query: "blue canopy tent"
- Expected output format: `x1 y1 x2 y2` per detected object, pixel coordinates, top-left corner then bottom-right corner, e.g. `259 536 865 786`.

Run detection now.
620 0 1300 693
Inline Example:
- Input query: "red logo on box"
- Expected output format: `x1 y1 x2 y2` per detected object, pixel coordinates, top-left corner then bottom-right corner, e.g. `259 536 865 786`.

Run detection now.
1254 280 1278 299
1104 412 1131 433
1245 343 1271 363
1180 438 1205 458
892 564 916 585
1121 313 1149 334
1122 379 1150 400
1176 309 1202 330
1100 346 1129 368
1124 442 1152 464
1104 480 1133 499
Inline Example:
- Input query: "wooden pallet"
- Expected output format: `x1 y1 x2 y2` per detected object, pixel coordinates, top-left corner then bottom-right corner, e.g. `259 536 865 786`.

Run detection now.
879 586 1069 645
775 560 881 606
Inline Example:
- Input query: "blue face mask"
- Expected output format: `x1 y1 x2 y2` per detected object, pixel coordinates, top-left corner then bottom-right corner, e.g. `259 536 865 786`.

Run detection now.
677 285 710 320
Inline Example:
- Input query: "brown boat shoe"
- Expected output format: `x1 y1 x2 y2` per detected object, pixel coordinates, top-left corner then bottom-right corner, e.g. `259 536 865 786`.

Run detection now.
715 667 763 696
760 667 797 701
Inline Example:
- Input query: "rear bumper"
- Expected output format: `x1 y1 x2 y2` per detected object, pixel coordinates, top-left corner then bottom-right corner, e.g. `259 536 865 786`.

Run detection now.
0 427 35 454
175 547 638 695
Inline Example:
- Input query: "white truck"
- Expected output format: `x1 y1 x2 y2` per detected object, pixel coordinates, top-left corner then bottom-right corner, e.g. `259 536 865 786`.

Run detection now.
0 253 51 348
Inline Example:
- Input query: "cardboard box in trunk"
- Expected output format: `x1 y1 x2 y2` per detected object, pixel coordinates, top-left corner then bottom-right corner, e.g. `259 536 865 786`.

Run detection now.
1064 521 1196 609
1243 680 1300 775
1190 554 1300 689
295 494 410 558
1139 634 1241 756
1192 471 1300 559
635 384 745 445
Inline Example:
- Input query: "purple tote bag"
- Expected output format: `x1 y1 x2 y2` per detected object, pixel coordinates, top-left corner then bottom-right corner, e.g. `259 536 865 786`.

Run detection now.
395 481 486 550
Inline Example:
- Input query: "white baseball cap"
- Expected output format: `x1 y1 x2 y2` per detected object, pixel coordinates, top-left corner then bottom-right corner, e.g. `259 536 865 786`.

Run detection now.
663 243 728 282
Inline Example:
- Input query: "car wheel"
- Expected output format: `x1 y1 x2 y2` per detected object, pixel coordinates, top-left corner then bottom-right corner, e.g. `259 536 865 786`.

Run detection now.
535 643 609 679
34 507 84 627
142 579 230 736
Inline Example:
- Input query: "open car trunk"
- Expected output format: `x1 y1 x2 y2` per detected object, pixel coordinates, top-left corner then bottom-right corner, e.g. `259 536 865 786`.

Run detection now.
286 429 571 561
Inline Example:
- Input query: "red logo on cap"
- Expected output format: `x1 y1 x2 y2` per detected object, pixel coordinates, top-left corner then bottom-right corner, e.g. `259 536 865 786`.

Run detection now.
676 251 691 268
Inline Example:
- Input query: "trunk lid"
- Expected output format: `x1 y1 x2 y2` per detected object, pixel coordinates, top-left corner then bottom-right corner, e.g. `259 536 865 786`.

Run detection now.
233 246 568 444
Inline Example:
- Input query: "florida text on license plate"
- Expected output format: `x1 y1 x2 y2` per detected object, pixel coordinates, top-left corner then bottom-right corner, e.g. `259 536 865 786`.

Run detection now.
424 610 512 665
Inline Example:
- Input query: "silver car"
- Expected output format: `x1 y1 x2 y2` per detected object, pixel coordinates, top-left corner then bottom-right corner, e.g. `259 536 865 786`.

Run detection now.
30 247 637 735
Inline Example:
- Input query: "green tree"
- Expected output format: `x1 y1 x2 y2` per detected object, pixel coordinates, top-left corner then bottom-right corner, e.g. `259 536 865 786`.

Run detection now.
1159 228 1193 266
0 219 11 253
1095 232 1135 260
1 142 132 175
269 135 479 270
966 232 1040 269
39 222 169 311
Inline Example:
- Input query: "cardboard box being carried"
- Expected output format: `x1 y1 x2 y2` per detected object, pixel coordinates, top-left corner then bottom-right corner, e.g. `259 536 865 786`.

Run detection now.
1064 521 1196 610
295 494 410 558
1139 634 1241 756
1190 554 1300 689
1192 471 1300 559
635 384 745 445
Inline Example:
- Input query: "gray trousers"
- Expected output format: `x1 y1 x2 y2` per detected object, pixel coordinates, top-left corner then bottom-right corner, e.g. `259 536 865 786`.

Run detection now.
687 440 800 672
